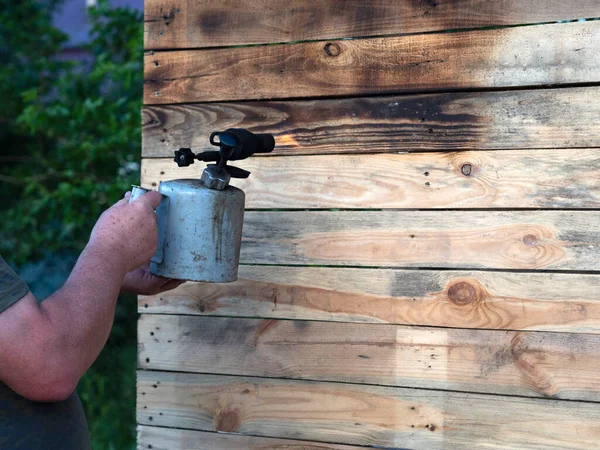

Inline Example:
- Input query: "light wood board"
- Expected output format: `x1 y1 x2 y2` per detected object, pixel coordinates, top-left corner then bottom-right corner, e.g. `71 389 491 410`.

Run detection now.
239 211 600 270
137 371 600 449
138 314 600 400
142 149 600 209
139 267 600 333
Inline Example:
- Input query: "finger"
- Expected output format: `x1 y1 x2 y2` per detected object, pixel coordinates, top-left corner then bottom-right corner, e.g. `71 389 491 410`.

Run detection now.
133 190 163 210
128 261 151 273
159 279 186 292
113 197 130 207
113 191 132 208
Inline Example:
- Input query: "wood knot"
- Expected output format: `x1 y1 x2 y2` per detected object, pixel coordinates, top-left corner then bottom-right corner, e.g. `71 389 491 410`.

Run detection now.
523 234 538 247
461 163 473 176
506 224 564 269
215 410 240 432
324 42 341 57
447 281 478 306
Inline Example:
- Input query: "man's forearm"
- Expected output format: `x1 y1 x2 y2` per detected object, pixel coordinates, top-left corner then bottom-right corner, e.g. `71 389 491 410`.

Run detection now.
40 242 128 378
0 192 163 401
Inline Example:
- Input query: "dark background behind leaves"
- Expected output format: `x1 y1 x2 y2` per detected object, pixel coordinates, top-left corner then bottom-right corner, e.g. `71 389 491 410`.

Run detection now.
0 0 142 448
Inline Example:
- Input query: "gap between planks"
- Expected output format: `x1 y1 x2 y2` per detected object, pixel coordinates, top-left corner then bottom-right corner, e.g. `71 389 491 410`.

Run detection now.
137 424 365 450
137 366 600 407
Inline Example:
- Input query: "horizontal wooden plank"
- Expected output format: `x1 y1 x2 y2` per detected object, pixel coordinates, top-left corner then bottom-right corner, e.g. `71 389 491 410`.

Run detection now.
137 425 362 450
137 371 600 449
141 149 600 209
138 315 600 401
139 267 600 333
144 21 600 104
144 0 600 49
239 211 600 270
142 87 600 157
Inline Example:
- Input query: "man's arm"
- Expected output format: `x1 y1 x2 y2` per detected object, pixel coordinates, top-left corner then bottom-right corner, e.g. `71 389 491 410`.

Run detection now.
0 191 177 402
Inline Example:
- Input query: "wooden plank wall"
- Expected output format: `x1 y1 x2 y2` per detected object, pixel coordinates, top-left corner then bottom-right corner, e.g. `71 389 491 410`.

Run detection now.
139 2 600 449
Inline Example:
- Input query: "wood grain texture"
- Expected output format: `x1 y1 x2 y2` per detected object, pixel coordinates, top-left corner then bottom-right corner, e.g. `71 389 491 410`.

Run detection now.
141 149 600 209
138 315 600 400
137 371 600 449
139 267 600 333
144 0 600 49
144 21 600 104
137 425 362 450
239 211 600 270
142 87 600 157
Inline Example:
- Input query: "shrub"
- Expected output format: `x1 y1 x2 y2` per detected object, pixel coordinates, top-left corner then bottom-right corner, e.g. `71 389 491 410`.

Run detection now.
0 1 142 448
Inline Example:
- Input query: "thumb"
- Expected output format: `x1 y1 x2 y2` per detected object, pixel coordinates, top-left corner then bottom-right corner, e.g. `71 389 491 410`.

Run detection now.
133 190 163 210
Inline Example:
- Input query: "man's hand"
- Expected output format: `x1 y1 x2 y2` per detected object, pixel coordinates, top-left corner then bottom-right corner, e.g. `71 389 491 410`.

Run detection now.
122 263 185 295
88 191 163 273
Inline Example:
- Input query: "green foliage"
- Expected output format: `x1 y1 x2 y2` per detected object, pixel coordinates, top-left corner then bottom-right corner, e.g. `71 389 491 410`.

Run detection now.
0 0 143 266
78 294 138 450
0 1 142 449
0 0 68 120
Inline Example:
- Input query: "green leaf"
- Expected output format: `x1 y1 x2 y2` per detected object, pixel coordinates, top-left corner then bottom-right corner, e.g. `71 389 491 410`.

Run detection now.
1 2 142 448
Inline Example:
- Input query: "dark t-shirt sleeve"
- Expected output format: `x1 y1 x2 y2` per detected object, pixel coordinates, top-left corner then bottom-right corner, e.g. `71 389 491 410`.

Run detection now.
0 256 29 314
